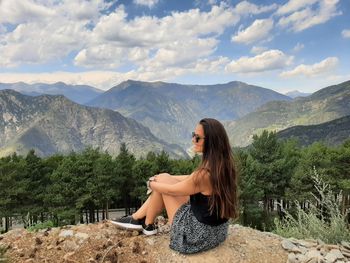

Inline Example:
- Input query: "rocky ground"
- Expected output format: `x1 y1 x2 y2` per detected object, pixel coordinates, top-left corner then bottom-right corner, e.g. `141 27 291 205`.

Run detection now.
0 221 288 263
0 220 294 263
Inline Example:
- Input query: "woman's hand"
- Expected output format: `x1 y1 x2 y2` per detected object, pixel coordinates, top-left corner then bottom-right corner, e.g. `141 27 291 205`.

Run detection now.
149 176 156 182
149 172 170 182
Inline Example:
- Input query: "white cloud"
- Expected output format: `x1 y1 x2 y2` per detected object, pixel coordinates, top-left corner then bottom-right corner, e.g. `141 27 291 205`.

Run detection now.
0 0 113 67
0 24 6 34
280 57 339 77
277 0 342 32
94 4 238 46
142 38 218 70
74 44 125 69
276 0 318 15
0 20 89 67
234 1 277 15
342 29 350 38
133 0 159 8
232 19 274 44
226 49 293 73
293 42 304 52
208 0 218 5
83 4 238 68
0 2 240 70
0 0 55 24
193 56 230 72
250 46 268 54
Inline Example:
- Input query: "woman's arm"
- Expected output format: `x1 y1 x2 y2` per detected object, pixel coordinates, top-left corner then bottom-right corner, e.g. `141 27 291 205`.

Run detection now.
151 173 189 182
150 171 210 196
171 175 189 181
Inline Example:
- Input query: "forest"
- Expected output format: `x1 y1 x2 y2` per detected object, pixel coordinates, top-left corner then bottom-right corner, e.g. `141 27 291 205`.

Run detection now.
1 131 349 235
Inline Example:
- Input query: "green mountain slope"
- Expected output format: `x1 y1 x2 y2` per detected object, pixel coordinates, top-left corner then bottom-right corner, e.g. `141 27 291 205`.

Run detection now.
88 80 291 147
0 90 186 158
226 80 350 146
277 115 350 146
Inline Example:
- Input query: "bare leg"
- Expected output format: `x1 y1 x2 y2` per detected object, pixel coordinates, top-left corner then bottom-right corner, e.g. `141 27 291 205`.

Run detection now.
132 174 189 225
132 196 152 220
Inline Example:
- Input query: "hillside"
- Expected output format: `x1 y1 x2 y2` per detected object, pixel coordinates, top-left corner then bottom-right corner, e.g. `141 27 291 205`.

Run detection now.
88 80 291 147
2 221 350 263
277 115 350 146
226 80 350 147
0 89 185 158
0 222 288 263
0 82 102 105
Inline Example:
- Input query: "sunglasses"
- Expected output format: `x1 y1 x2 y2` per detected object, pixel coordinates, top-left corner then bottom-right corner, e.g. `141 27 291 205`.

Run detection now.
192 132 205 143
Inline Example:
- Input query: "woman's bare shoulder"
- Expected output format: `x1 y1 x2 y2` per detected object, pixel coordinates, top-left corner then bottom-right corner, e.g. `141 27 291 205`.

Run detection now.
191 168 212 193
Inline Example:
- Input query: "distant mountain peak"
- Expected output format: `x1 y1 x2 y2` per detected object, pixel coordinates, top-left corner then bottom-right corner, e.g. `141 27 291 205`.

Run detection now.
285 90 311 98
0 82 102 104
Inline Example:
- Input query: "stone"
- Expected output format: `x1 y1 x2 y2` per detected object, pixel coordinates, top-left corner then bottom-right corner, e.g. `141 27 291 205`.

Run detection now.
75 232 89 240
306 258 318 263
341 251 350 258
287 253 298 263
325 252 339 263
63 240 79 252
306 249 322 259
282 239 298 251
59 230 74 238
330 249 345 259
132 230 139 236
341 242 350 250
298 240 318 248
295 254 308 262
325 245 342 250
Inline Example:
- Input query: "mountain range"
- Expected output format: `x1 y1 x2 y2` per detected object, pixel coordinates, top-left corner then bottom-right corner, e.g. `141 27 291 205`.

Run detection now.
226 80 350 147
1 79 349 158
0 82 102 104
0 89 186 158
277 115 350 146
87 80 291 147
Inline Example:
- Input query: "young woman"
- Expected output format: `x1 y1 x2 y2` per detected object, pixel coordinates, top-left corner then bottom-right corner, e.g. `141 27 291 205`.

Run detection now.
111 118 238 254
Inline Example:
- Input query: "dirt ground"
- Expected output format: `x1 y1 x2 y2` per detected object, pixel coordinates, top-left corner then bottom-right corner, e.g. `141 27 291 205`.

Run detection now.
0 221 288 263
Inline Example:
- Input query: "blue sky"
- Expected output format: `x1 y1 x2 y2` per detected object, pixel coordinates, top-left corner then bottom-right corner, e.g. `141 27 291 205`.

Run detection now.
0 0 349 93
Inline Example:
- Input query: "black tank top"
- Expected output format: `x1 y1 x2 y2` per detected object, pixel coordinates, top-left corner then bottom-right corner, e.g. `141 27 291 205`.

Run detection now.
190 192 228 226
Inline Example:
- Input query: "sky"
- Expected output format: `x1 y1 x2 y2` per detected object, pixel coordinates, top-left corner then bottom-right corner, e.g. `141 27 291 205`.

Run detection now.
0 0 349 94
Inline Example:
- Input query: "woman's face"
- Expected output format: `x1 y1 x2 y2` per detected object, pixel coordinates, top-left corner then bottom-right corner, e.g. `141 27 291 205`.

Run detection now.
192 124 205 153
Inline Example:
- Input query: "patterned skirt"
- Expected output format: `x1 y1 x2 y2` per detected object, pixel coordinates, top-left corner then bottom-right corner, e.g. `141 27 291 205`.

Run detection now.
169 203 229 254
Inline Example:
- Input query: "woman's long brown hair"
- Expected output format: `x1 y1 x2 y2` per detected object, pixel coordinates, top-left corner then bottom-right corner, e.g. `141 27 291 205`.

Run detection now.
196 118 238 219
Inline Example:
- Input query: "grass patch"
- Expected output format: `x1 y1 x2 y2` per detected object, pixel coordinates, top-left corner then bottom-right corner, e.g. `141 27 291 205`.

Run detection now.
274 168 350 244
27 220 54 232
0 245 8 263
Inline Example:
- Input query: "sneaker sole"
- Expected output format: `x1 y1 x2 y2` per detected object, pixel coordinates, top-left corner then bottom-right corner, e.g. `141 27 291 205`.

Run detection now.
109 220 143 230
142 228 158 236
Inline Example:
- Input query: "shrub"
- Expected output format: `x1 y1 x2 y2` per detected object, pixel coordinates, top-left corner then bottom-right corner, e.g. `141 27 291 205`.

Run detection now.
274 168 350 244
27 220 54 232
0 245 8 263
